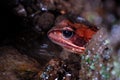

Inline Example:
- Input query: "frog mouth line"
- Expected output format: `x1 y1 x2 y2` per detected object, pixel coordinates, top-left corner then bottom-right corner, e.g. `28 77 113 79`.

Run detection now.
48 32 85 53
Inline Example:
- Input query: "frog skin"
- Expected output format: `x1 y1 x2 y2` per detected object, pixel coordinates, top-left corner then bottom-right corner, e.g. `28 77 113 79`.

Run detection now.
48 19 98 54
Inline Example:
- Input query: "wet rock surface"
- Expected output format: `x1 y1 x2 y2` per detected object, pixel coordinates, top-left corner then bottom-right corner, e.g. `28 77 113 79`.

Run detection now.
0 46 41 80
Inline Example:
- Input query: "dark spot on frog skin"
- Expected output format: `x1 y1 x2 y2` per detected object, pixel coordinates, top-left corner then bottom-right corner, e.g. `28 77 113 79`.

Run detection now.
71 34 87 47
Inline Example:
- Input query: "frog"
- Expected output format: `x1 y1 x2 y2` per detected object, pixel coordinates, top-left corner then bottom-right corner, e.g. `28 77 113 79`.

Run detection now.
48 18 98 54
47 18 115 80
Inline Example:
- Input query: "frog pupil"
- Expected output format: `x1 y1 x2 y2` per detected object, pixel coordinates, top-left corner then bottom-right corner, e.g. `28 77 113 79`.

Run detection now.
62 30 74 38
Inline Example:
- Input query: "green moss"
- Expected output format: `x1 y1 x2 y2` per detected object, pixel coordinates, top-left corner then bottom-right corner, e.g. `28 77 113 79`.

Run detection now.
89 63 95 70
100 65 110 79
111 61 120 78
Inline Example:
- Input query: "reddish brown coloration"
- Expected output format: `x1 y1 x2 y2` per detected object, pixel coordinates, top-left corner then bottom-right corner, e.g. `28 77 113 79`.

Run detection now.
48 19 98 54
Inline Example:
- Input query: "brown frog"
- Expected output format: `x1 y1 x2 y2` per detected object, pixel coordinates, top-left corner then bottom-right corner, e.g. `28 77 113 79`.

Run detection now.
48 19 98 54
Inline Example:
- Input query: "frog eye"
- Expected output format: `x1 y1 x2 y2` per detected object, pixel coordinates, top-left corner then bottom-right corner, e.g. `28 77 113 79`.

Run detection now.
62 30 74 38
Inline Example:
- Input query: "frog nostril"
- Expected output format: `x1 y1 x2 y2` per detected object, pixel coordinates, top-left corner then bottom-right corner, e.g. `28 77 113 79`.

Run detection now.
62 30 74 38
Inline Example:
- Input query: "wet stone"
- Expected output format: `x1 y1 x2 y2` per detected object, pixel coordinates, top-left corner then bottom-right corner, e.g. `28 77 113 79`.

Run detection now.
33 12 55 32
0 46 41 80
